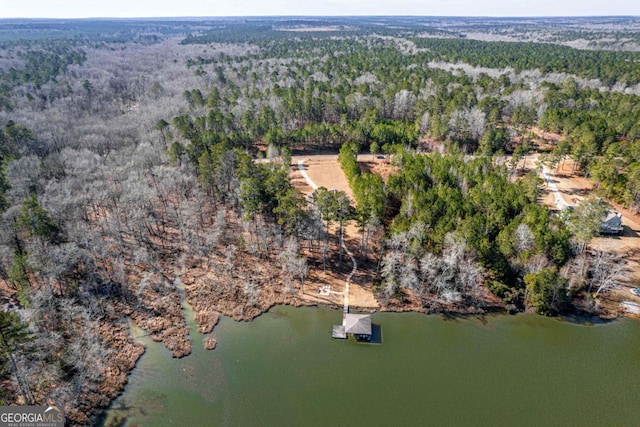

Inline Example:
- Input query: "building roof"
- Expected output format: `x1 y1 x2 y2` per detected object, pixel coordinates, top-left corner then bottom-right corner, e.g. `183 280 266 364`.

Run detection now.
601 210 623 232
344 313 372 335
603 211 622 225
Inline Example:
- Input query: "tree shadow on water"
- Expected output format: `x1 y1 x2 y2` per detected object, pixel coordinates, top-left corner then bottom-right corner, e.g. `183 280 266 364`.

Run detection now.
558 312 617 326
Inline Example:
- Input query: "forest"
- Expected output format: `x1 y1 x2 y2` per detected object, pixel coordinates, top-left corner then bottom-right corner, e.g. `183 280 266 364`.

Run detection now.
0 16 639 425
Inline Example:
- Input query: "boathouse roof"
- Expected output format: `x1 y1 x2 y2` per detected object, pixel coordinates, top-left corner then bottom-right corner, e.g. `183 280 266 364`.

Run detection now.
344 313 372 335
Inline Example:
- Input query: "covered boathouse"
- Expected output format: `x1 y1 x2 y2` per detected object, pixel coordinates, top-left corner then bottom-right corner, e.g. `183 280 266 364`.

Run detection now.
332 313 372 341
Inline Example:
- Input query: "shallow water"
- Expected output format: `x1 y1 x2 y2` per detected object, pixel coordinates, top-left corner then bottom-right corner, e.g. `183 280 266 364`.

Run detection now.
100 306 640 426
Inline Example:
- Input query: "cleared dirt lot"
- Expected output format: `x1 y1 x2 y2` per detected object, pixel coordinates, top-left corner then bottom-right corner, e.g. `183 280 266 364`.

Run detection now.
292 155 354 199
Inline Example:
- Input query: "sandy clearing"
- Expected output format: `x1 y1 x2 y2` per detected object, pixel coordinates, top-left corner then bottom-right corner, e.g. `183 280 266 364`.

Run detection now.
292 155 354 200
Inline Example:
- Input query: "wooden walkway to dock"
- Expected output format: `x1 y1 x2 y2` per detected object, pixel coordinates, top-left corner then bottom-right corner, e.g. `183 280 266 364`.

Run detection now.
338 232 358 331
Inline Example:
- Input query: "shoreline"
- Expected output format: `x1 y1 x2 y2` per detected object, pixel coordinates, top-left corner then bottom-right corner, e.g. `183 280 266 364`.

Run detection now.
94 281 631 426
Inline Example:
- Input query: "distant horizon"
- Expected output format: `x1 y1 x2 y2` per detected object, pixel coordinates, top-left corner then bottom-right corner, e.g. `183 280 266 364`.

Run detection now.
2 0 639 20
1 15 639 22
2 15 640 19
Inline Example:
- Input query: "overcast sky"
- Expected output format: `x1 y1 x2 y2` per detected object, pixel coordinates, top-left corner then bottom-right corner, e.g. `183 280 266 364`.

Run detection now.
1 0 638 19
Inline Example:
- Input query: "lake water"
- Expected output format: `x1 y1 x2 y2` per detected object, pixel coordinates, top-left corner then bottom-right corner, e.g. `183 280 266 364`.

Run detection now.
99 305 640 426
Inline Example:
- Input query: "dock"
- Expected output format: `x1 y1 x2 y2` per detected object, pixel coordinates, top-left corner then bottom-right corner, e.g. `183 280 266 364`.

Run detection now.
332 324 346 339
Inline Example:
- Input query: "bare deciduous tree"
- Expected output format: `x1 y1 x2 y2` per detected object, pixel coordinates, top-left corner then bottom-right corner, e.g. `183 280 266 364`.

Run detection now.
515 223 534 255
589 249 625 297
392 89 417 120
